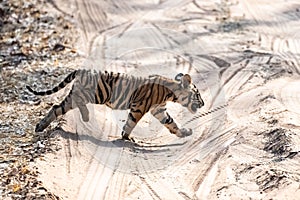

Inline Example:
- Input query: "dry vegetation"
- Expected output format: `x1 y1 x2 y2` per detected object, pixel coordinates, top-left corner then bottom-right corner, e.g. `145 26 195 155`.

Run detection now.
0 0 78 198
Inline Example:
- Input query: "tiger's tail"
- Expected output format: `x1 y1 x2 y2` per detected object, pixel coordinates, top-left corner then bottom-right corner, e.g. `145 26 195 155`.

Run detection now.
26 70 78 96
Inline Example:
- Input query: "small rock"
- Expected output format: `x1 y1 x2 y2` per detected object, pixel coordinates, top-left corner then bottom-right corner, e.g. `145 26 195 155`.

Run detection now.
53 43 65 52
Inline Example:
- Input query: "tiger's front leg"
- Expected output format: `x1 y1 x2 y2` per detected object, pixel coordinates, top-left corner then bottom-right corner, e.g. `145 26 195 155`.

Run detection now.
122 107 146 142
151 106 192 138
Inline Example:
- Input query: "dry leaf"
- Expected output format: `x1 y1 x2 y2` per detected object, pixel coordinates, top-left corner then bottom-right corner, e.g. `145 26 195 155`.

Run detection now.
12 183 21 192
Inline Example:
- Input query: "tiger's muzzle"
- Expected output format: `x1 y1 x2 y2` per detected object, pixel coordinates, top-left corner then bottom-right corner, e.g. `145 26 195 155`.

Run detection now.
191 100 204 113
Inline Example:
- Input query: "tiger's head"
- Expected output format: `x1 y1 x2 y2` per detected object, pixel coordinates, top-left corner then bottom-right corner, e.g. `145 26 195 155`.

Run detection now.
174 73 204 114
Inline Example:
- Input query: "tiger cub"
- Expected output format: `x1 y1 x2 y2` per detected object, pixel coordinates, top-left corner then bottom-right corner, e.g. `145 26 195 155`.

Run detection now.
27 70 204 142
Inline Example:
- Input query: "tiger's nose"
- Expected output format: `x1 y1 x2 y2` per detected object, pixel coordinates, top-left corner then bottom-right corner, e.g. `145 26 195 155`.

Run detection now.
200 100 204 107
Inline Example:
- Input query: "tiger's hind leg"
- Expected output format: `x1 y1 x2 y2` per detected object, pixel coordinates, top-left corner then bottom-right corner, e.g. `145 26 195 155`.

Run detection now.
35 88 90 132
151 105 192 138
35 93 73 132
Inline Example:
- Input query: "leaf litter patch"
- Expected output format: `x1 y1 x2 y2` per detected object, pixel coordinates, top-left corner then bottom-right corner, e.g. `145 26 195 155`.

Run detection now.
262 128 298 159
263 128 291 156
254 128 299 193
0 0 77 68
256 168 289 192
0 0 79 199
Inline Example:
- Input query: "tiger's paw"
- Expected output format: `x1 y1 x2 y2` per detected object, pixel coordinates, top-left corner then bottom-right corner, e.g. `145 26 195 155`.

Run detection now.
176 128 192 138
121 132 136 143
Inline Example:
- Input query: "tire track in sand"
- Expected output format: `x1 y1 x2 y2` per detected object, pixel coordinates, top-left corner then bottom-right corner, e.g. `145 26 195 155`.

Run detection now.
39 0 300 199
238 0 300 73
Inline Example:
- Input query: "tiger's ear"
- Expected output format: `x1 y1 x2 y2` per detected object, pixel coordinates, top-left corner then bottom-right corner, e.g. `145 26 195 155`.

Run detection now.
175 73 183 81
175 73 191 88
181 74 192 88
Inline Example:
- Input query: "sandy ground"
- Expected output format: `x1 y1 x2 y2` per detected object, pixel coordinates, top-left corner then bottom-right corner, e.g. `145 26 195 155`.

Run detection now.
33 0 300 199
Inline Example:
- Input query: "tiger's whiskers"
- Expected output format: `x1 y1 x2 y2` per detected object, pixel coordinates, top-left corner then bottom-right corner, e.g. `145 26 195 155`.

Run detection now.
183 104 228 126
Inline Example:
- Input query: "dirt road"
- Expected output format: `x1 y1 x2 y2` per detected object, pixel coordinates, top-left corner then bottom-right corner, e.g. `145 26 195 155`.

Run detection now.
34 0 300 199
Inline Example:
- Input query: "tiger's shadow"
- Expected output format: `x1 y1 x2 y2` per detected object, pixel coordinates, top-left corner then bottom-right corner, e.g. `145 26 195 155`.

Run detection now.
50 127 187 154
